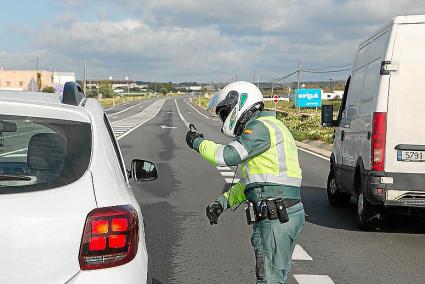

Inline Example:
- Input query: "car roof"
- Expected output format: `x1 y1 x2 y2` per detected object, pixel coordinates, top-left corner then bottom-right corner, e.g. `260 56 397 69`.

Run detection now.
0 90 64 105
0 90 92 123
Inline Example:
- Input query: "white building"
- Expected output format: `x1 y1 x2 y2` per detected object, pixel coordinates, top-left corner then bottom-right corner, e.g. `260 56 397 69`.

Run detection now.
322 91 343 100
53 72 76 94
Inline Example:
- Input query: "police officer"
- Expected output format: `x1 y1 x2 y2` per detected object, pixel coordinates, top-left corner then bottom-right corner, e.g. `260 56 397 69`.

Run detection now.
186 81 305 283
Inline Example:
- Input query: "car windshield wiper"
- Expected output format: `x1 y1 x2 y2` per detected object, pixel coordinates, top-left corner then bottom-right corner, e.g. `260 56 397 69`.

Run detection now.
0 175 32 181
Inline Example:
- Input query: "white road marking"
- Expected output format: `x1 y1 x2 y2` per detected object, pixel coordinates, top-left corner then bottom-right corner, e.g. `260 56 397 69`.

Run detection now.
293 275 335 284
298 147 329 161
184 100 209 119
174 99 189 128
109 100 146 116
225 178 240 184
3 153 27 158
292 245 313 261
217 166 232 171
112 100 166 141
220 171 236 177
0 147 28 157
160 125 177 129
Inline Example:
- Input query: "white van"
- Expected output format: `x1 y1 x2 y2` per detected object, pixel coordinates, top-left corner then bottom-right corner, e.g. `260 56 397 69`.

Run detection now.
321 15 425 230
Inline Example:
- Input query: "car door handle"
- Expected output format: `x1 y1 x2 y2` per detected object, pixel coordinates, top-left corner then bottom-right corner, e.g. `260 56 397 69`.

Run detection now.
341 130 345 141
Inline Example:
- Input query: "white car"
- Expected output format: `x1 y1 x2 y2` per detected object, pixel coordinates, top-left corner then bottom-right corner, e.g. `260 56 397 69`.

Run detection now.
0 82 156 283
321 15 425 229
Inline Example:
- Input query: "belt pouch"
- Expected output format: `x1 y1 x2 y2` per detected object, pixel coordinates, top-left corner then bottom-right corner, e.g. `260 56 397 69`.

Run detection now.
266 200 278 220
275 199 289 223
245 202 256 225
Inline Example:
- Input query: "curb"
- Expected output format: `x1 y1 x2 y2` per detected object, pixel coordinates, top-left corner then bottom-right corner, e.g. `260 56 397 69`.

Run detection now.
296 141 331 159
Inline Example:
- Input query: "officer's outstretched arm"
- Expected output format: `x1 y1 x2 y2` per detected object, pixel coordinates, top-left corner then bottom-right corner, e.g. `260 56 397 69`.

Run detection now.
193 119 271 166
216 181 246 211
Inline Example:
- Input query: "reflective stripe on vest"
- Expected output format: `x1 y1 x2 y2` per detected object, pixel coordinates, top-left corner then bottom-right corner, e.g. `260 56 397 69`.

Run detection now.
242 116 302 187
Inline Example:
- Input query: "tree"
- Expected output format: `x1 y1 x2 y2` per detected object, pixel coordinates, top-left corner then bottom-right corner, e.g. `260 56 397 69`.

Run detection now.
99 83 114 98
42 86 55 93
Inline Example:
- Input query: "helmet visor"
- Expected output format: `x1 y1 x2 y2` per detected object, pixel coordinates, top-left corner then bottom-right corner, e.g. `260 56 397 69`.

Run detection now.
217 105 232 122
215 90 238 123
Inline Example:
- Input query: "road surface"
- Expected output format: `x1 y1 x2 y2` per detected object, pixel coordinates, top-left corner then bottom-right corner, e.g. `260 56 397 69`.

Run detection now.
113 97 425 284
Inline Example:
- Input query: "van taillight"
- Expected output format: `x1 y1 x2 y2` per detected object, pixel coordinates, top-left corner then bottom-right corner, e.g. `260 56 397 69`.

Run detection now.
371 112 387 171
79 205 139 270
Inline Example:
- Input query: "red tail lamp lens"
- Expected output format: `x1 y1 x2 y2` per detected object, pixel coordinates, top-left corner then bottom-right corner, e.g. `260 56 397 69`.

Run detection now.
89 237 106 251
371 112 387 171
79 205 139 270
112 218 128 232
109 234 127 248
92 220 108 234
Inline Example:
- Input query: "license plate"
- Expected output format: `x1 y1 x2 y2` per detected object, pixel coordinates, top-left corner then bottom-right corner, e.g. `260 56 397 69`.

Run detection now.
397 150 425 162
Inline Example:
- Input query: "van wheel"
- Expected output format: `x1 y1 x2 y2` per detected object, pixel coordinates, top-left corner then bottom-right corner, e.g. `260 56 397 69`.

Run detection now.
357 192 378 230
327 171 351 207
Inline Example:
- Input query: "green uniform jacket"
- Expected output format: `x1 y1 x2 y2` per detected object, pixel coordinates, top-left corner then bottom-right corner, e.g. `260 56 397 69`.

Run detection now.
193 111 302 210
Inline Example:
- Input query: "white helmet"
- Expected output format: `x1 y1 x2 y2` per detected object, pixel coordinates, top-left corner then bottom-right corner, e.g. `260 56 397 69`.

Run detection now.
214 81 264 137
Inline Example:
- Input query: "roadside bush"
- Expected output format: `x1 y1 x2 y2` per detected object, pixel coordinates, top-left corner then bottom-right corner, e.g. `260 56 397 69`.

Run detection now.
42 86 55 93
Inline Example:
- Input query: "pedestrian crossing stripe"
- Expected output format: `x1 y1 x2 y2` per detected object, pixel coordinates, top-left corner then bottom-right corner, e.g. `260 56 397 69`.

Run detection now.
293 275 335 284
292 245 313 261
220 171 236 177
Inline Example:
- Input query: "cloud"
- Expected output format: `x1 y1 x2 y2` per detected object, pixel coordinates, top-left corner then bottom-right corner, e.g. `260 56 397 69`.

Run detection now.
3 0 425 81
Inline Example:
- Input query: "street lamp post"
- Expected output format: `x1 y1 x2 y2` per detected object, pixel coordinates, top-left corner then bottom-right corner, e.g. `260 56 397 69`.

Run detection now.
125 76 129 97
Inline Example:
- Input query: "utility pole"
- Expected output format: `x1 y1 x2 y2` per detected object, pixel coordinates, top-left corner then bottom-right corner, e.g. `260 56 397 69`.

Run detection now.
83 59 87 94
257 74 260 89
271 81 275 97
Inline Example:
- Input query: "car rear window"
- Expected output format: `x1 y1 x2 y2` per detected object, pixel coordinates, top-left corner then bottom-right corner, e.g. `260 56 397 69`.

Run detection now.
0 115 91 194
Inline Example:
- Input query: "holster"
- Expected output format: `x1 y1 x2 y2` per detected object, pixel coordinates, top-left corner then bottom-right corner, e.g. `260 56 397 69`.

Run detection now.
245 198 295 225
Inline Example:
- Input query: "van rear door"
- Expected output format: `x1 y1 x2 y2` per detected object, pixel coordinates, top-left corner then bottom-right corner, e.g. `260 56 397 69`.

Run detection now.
386 22 425 173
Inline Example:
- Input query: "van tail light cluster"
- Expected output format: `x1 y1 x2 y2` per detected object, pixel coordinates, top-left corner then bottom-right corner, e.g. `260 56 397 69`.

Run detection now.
371 112 387 171
79 205 139 270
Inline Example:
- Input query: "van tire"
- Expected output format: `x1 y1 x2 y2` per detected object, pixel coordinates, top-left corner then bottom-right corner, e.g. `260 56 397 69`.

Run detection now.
357 191 378 230
327 171 351 207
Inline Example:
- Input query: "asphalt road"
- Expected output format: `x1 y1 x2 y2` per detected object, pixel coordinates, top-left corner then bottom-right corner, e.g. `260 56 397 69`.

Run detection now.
115 97 425 284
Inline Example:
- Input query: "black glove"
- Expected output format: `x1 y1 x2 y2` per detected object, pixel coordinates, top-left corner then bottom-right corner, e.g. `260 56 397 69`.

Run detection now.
186 130 204 149
206 202 223 225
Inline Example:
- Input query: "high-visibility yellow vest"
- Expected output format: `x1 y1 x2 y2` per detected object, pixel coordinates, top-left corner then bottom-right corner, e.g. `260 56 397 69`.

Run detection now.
242 116 302 187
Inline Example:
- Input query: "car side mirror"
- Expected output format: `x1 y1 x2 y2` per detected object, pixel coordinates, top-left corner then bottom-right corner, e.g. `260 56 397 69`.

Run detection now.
321 105 336 127
129 159 158 182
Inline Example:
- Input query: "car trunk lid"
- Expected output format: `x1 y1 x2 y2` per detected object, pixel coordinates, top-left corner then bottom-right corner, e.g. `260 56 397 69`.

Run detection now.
0 172 96 284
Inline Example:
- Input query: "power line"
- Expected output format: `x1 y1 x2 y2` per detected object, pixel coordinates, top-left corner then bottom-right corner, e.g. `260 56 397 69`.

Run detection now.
302 63 352 72
301 68 351 74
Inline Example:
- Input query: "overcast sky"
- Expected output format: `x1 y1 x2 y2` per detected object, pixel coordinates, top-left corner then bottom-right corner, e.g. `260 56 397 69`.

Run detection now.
0 0 424 82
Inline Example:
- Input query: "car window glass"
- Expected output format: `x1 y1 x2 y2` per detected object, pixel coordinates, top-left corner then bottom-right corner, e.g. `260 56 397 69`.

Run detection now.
337 76 350 125
103 115 127 180
0 115 91 194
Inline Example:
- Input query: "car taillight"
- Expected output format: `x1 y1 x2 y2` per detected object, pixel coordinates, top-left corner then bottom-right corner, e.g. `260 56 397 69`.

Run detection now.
79 205 139 270
371 112 387 171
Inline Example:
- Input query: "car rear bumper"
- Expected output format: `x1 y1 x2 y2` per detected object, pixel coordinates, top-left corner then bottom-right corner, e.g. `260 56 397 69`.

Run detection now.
366 171 425 207
66 245 148 284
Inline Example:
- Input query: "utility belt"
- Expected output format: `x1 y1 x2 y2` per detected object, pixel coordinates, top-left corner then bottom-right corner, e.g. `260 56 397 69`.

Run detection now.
245 198 300 225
